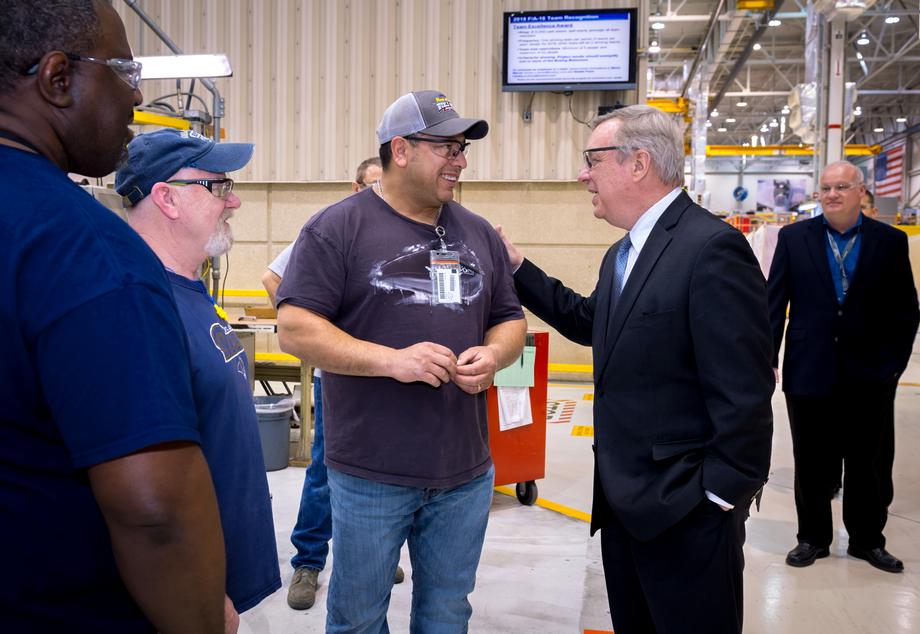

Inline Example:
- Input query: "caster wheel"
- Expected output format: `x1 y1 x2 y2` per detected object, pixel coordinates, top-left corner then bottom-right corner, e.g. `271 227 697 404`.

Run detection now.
515 480 538 506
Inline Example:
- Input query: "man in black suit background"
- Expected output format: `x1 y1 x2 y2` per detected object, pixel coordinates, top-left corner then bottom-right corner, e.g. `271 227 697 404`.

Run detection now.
497 105 774 634
768 161 919 573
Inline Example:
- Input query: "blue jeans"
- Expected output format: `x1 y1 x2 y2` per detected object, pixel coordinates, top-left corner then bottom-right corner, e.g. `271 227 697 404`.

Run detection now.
326 465 495 634
290 377 332 571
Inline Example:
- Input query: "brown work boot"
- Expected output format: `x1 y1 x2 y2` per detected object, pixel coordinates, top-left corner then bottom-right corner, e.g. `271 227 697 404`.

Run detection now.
287 567 319 610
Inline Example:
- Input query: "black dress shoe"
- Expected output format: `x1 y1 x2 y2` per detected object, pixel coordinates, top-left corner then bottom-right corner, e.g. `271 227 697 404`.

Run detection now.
847 546 904 573
786 542 830 567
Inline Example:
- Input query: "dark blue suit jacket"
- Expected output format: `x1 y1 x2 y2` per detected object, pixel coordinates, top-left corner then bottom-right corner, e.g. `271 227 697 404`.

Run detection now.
767 215 919 395
514 191 774 541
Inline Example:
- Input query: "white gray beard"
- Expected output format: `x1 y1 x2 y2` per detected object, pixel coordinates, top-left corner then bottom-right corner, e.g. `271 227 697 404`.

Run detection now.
204 211 234 257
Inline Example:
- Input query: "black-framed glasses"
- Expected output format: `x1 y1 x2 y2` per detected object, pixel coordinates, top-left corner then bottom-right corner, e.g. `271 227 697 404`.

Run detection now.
167 178 234 200
819 183 860 195
582 145 631 170
405 135 471 161
24 53 142 90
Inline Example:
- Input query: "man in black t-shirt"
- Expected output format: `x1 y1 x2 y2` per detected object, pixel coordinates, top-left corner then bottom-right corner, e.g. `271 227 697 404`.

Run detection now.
277 90 526 632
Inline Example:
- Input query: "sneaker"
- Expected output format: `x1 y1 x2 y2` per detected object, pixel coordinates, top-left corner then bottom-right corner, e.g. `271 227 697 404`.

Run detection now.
287 567 319 610
394 564 405 584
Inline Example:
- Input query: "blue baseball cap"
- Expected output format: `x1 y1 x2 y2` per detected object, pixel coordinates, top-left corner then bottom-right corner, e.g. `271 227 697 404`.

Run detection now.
116 129 254 206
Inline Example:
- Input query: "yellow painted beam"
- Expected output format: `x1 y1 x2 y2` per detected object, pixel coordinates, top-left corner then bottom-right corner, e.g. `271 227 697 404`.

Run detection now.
132 109 191 130
704 144 879 157
255 352 300 363
647 97 689 115
217 288 269 298
737 0 775 9
548 363 593 374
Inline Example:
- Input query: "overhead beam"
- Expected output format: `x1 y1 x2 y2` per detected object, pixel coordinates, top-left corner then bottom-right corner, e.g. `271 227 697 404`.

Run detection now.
708 8 779 113
680 0 728 99
857 36 920 88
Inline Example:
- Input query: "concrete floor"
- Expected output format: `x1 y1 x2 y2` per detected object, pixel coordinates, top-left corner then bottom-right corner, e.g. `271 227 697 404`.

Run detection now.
241 338 920 633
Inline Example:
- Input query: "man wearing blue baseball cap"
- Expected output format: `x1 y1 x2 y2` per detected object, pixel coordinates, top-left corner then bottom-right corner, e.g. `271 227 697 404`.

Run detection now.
276 90 526 632
116 129 282 622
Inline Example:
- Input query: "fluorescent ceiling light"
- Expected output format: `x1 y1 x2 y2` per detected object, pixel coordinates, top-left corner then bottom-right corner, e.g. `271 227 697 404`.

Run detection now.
652 21 665 30
648 40 661 53
781 105 790 114
752 43 762 51
768 19 781 27
873 127 884 132
717 127 727 132
725 117 736 123
769 120 779 127
711 109 719 117
896 116 907 123
761 124 769 132
736 100 748 107
856 32 870 46
136 54 232 80
706 120 713 127
885 16 900 24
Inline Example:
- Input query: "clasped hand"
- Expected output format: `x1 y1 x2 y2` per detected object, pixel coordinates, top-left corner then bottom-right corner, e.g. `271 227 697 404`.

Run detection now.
387 342 497 394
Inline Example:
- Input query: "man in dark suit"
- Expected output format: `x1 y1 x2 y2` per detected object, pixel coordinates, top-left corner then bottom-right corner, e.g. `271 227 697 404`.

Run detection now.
497 105 774 634
768 161 919 573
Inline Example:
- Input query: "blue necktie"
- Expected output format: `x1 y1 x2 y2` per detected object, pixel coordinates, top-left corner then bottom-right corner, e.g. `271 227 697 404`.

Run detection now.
612 234 632 303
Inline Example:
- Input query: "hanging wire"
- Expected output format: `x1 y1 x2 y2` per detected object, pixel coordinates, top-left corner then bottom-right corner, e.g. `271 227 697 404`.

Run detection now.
568 93 591 126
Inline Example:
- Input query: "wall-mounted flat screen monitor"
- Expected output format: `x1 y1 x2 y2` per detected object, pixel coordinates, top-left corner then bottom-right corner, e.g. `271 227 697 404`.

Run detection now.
502 8 638 92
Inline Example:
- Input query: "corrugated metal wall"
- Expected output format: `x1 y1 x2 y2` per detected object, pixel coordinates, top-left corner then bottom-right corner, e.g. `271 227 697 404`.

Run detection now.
116 0 643 182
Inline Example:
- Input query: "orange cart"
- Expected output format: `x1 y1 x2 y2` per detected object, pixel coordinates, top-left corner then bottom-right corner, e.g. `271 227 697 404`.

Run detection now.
486 330 549 505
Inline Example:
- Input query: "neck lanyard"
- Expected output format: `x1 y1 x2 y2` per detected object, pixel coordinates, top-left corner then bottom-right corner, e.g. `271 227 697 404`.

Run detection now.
0 129 42 155
826 229 858 295
375 180 447 246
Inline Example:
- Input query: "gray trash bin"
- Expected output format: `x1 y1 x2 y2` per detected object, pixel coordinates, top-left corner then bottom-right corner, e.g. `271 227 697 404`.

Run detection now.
253 395 294 471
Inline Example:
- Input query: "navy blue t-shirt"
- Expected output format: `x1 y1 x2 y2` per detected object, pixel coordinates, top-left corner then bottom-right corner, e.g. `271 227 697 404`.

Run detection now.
166 271 281 612
0 146 200 632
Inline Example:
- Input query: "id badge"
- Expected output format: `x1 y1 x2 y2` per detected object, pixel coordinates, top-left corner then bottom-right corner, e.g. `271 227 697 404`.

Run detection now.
430 249 461 304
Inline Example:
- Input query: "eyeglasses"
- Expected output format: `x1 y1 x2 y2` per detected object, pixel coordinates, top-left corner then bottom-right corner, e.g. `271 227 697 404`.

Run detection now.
404 135 471 161
24 53 142 90
167 178 234 199
582 145 631 170
819 183 861 195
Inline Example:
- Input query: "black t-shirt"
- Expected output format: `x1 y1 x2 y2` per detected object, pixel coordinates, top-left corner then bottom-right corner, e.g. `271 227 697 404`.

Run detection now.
278 188 523 488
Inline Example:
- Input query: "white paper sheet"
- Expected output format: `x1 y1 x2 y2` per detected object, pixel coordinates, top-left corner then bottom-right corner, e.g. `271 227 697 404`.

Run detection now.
497 386 532 431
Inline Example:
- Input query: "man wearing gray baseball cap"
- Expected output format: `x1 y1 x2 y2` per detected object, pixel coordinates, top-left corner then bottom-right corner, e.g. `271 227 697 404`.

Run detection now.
116 129 282 624
276 90 526 632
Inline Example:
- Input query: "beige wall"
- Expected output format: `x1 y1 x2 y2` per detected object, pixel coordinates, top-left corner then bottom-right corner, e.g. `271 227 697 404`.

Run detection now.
226 180 620 366
116 0 644 183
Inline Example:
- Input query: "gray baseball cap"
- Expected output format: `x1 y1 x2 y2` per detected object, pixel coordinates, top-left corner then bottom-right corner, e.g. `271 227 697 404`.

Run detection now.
376 90 489 145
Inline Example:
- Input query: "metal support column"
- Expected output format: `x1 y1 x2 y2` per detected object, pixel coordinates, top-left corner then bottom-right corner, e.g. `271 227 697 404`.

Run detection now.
825 17 847 164
688 66 709 207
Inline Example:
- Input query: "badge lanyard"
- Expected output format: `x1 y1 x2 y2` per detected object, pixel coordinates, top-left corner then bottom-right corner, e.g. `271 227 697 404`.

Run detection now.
374 181 460 305
0 129 42 154
429 211 461 305
826 230 858 296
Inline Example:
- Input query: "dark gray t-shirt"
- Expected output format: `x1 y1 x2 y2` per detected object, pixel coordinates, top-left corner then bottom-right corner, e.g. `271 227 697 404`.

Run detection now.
277 187 523 488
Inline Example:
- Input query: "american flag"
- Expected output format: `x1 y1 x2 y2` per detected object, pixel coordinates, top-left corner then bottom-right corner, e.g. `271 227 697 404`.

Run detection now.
874 141 906 201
